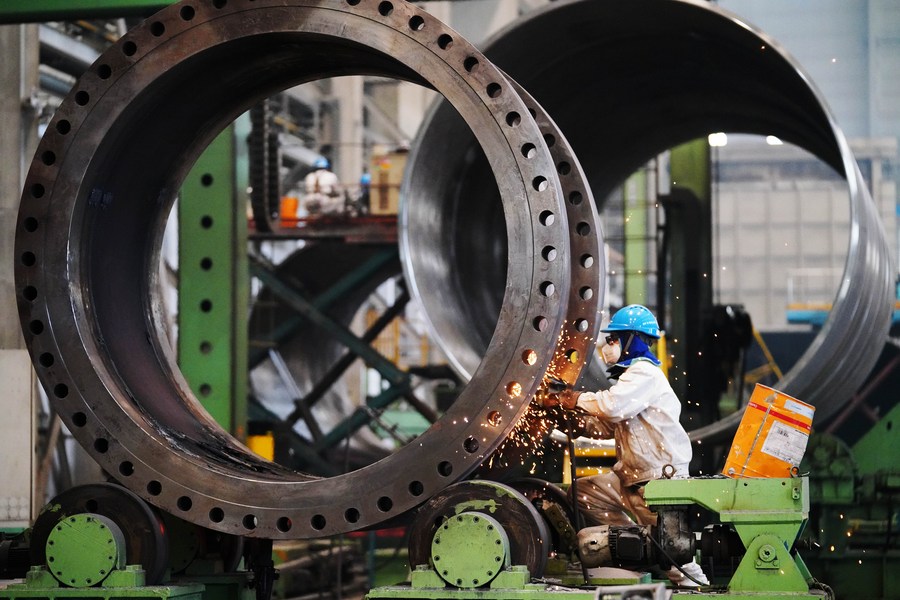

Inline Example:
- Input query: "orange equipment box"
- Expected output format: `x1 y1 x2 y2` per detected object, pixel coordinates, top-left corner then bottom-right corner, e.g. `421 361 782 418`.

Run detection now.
722 384 815 478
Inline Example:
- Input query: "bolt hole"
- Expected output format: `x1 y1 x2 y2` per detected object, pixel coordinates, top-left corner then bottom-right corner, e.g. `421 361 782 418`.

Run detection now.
147 481 162 496
408 15 424 30
150 21 165 36
378 1 393 15
209 508 225 523
522 349 537 365
97 64 112 79
344 508 360 523
56 120 72 134
119 461 134 476
122 41 138 56
277 517 293 532
53 383 68 398
177 496 192 511
409 481 425 496
243 514 258 530
377 496 393 512
532 176 548 192
437 461 453 477
310 514 326 530
180 6 195 20
31 183 45 198
538 210 555 226
533 316 548 332
464 437 479 453
463 56 479 72
72 412 87 427
41 151 56 166
94 438 109 453
437 34 453 49
75 91 90 106
486 82 502 98
24 286 38 302
506 112 521 127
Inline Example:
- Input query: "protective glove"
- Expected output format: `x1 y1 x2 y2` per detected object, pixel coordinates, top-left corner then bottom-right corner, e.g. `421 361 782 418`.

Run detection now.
544 375 568 394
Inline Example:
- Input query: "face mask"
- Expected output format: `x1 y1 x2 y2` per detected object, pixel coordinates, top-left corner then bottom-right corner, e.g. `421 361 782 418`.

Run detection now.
601 342 621 365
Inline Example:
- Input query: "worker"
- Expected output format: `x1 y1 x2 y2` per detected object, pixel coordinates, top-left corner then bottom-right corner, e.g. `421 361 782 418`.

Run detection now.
546 304 708 586
301 157 344 216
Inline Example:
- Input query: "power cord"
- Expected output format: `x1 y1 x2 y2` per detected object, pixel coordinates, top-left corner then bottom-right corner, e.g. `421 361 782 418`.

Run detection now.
645 532 710 587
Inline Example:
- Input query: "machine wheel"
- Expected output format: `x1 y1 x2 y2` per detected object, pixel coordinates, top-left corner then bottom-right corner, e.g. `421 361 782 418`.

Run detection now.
408 480 550 578
30 483 169 584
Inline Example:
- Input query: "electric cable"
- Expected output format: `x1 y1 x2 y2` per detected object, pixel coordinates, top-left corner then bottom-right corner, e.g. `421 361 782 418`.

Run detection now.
645 531 710 588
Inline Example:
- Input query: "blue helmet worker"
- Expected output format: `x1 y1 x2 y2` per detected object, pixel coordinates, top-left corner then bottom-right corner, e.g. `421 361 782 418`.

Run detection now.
302 157 343 215
547 304 707 585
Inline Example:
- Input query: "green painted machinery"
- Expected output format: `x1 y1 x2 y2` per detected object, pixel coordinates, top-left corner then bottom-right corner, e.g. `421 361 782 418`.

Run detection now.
367 477 831 600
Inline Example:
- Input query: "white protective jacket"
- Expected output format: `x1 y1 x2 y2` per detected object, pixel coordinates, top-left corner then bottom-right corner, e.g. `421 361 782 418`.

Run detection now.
575 358 692 486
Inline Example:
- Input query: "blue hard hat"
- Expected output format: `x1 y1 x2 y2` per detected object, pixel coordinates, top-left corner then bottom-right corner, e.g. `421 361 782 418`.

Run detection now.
313 157 330 169
602 304 661 338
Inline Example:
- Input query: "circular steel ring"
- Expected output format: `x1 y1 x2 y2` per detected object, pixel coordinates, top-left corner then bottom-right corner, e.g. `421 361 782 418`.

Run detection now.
411 0 895 439
16 0 575 538
401 71 606 388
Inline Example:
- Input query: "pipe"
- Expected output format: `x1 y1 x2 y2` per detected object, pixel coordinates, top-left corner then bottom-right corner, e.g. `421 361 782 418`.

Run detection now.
404 0 895 441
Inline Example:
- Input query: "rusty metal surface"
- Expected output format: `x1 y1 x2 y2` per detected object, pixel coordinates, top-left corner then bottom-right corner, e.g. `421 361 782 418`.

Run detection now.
16 0 598 538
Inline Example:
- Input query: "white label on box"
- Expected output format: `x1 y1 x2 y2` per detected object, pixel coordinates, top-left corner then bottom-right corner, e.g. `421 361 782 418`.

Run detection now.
761 420 809 465
783 399 815 420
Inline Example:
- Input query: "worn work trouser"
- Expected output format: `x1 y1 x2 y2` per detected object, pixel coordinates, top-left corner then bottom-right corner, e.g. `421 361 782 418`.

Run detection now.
572 471 657 527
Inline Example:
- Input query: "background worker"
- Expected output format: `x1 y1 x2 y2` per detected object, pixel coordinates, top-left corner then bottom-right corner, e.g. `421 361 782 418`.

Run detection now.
301 157 344 216
547 304 708 586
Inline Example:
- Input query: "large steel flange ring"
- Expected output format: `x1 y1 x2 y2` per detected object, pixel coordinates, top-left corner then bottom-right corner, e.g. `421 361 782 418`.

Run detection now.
411 0 895 438
16 0 578 538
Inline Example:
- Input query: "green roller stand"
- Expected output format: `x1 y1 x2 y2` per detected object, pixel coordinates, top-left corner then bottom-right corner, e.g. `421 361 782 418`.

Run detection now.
0 565 204 600
44 514 126 588
431 513 509 588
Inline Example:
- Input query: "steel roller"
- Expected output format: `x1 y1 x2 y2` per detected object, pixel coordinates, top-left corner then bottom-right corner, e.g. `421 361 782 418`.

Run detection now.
404 0 895 441
15 0 601 538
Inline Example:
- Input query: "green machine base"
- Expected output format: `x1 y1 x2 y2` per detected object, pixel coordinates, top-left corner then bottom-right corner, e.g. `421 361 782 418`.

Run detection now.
367 565 663 600
1 566 205 600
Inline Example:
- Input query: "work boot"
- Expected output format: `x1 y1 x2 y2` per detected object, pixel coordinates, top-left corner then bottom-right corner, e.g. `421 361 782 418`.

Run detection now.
666 560 709 587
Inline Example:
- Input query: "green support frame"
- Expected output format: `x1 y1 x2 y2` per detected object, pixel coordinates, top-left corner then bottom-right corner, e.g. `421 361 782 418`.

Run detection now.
178 124 249 439
646 477 817 597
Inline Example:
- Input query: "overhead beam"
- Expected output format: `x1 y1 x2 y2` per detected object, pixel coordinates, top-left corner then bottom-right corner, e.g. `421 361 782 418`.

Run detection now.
0 1 171 24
